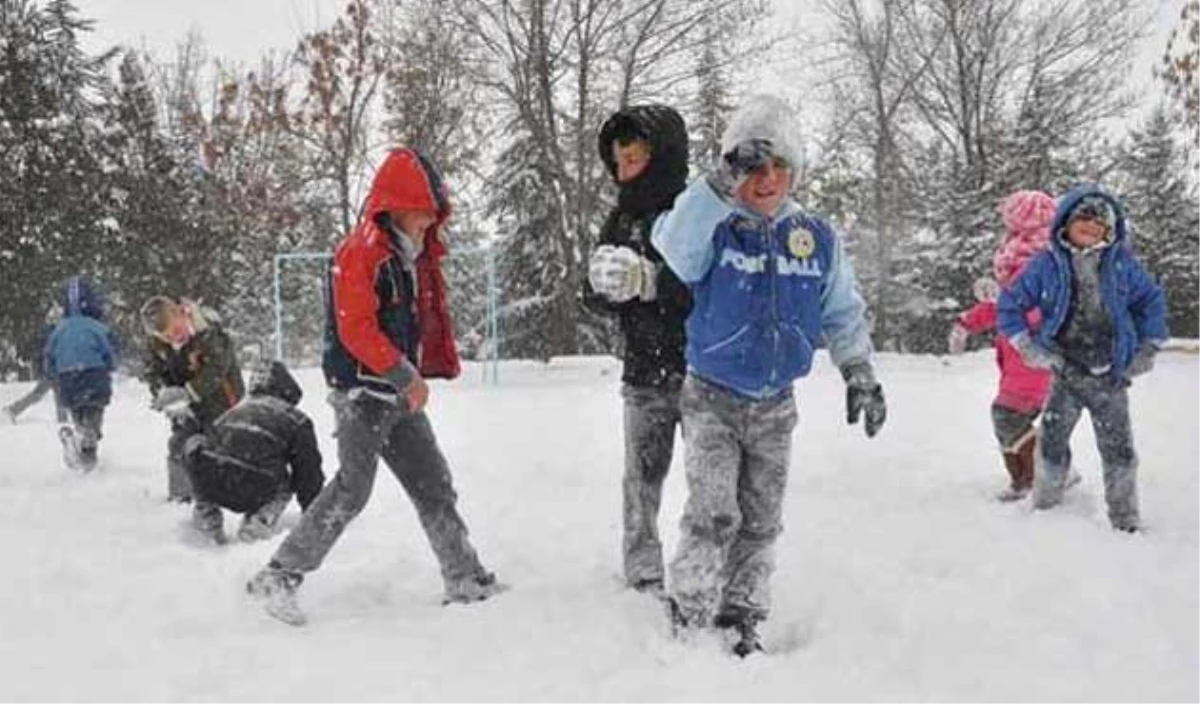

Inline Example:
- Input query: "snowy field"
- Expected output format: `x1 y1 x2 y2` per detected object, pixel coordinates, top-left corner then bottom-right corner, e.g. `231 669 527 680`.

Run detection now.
1 351 1196 702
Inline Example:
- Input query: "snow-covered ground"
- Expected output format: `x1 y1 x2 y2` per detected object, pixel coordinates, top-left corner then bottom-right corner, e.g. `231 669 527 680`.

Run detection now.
1 352 1196 701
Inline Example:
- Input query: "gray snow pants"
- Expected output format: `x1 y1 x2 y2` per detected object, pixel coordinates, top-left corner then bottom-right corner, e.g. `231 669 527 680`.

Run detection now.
668 374 797 625
270 390 487 588
1034 371 1139 530
167 423 195 501
69 405 105 450
621 383 681 587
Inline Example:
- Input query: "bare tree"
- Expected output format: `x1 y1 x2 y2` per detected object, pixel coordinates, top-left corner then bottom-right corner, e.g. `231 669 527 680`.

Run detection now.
293 0 386 235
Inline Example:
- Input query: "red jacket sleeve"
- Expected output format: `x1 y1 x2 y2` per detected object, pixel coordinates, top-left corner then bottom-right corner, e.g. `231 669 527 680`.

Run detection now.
957 300 997 335
332 243 404 375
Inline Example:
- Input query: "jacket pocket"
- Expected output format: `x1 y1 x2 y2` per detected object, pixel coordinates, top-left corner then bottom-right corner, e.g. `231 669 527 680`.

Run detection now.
699 324 752 356
777 323 816 378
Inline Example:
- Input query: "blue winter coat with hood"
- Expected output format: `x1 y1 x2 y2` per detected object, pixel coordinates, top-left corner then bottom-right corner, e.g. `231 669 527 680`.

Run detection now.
997 184 1168 382
651 96 874 399
44 277 118 409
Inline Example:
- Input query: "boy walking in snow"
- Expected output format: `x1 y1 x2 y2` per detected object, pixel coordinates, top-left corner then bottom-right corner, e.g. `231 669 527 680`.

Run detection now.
44 277 118 471
948 191 1056 501
247 148 500 626
998 184 1167 533
584 104 691 594
651 95 885 655
179 360 325 544
140 295 245 525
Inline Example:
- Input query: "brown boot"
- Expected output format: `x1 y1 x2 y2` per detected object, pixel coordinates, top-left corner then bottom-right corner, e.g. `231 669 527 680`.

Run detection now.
1015 435 1037 492
996 452 1030 502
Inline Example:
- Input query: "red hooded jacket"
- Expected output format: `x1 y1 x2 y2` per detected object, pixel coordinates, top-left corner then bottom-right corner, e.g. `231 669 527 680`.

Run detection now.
323 148 460 392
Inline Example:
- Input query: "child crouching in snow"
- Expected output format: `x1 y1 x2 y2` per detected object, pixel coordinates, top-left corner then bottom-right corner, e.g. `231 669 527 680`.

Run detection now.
179 360 325 544
998 185 1167 533
947 190 1056 501
651 95 884 656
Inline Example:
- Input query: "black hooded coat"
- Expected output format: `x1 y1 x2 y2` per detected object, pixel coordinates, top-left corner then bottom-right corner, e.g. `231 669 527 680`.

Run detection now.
583 105 692 388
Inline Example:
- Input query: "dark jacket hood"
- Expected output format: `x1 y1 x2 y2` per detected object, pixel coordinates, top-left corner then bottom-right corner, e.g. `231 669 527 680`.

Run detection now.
1051 184 1129 252
598 104 689 214
249 360 303 406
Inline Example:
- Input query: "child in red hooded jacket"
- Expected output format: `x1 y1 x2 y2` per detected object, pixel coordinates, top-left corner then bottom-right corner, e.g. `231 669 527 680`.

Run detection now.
947 190 1057 501
247 148 500 626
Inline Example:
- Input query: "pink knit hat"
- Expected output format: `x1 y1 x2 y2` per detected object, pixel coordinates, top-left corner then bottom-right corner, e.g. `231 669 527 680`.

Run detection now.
993 190 1056 287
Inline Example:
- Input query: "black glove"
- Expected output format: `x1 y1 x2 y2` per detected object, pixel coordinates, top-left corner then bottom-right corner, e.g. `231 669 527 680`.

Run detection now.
1126 343 1158 378
707 138 776 198
841 360 887 438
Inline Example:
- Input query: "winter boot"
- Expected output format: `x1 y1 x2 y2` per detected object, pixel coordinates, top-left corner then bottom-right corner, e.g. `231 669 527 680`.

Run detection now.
247 566 306 626
632 578 665 598
58 424 81 471
193 502 227 546
238 493 290 543
997 435 1038 501
664 595 695 639
996 452 1030 502
714 606 764 658
443 571 506 605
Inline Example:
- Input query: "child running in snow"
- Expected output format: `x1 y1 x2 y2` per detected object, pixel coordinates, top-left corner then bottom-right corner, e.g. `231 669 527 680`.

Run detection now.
247 148 500 626
44 277 118 471
651 95 885 656
583 104 691 594
998 184 1167 533
947 190 1056 501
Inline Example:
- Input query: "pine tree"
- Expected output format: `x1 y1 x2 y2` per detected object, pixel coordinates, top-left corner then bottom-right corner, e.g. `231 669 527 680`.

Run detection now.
1117 105 1200 338
0 0 114 375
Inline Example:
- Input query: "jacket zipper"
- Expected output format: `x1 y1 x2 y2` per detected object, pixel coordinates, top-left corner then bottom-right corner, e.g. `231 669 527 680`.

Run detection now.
767 220 780 388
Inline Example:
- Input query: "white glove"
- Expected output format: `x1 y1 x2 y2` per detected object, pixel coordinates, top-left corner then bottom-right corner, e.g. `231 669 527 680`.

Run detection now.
588 245 658 302
153 386 194 421
947 325 969 355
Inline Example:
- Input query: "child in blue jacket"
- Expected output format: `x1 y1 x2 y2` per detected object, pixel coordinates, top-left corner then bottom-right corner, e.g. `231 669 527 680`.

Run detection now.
44 277 118 470
651 95 885 655
998 184 1167 532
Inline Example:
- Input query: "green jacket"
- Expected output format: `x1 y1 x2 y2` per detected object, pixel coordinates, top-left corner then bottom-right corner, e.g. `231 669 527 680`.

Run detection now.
142 302 244 427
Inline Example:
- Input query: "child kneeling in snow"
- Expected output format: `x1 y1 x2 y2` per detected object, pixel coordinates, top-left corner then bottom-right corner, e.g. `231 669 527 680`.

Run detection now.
179 360 325 544
651 95 884 655
947 191 1056 501
998 185 1167 533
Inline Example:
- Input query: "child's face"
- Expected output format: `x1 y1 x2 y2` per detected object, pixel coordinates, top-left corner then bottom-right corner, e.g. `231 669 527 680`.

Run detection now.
613 140 651 183
1065 216 1109 249
160 306 192 346
736 157 792 216
391 210 437 242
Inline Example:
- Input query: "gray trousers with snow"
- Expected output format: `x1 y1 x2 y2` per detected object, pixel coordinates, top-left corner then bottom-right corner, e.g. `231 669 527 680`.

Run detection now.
1034 371 1139 530
167 424 194 501
621 383 681 587
668 374 797 625
270 390 487 587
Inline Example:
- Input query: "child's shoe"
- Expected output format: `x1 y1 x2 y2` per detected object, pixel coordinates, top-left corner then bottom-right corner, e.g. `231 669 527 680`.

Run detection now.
247 567 306 626
443 571 506 605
